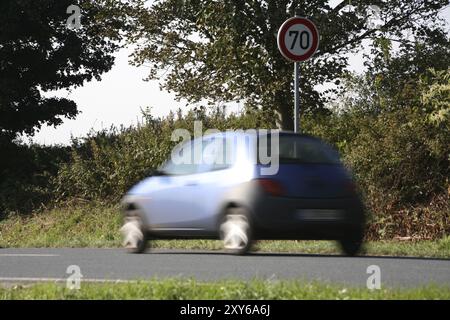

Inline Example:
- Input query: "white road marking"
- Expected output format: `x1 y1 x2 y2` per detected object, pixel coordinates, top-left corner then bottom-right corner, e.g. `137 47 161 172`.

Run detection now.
0 277 134 283
0 254 59 257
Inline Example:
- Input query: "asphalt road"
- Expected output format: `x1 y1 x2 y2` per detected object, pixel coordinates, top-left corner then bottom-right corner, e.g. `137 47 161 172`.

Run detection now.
0 248 449 288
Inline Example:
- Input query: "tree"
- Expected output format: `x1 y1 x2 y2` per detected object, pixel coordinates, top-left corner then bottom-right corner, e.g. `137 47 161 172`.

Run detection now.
340 24 450 115
328 30 450 207
366 25 450 112
0 0 139 143
129 0 449 130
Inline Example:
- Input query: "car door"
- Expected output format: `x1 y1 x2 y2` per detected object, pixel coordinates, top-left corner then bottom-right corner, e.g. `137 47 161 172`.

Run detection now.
145 135 239 232
145 137 228 232
181 135 238 231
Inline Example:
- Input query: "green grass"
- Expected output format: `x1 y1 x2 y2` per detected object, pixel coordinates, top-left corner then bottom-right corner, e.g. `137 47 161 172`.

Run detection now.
1 278 449 300
1 203 449 259
0 203 122 248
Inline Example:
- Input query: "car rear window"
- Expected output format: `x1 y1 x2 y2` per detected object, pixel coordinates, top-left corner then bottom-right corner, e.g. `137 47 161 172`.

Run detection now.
258 134 341 165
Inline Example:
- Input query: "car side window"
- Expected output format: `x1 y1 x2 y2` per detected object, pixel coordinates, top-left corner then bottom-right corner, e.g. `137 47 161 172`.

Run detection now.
161 140 198 175
161 136 236 175
199 136 234 173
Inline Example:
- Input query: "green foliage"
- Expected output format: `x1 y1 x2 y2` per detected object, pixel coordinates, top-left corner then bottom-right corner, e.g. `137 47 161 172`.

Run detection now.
1 0 448 245
420 69 450 126
357 27 450 113
0 0 140 142
54 121 174 201
129 0 449 129
343 110 448 238
301 66 449 239
0 141 71 216
345 110 448 205
53 107 276 202
1 90 448 239
1 58 448 241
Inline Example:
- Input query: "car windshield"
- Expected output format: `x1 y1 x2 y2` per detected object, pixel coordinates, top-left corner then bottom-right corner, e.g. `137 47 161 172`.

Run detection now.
259 134 341 165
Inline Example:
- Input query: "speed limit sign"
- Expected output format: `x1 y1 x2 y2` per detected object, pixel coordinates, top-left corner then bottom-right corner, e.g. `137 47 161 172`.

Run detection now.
277 16 319 62
277 15 319 133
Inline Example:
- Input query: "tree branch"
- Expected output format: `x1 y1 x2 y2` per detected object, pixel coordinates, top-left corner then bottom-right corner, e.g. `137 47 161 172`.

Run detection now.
321 2 424 56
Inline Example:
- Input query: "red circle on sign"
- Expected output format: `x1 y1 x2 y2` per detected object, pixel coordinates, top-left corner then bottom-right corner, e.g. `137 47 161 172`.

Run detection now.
277 17 319 62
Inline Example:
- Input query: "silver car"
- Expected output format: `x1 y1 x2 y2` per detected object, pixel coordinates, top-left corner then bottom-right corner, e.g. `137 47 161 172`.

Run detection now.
121 131 365 255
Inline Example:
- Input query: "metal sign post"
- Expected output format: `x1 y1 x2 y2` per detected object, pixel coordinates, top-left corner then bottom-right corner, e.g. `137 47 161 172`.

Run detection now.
294 62 299 133
277 14 319 133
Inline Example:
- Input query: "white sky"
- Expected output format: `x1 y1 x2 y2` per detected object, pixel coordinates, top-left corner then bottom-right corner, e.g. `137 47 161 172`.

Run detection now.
30 3 450 145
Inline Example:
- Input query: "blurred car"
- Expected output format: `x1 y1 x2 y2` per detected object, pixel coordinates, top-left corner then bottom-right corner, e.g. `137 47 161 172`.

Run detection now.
120 131 365 255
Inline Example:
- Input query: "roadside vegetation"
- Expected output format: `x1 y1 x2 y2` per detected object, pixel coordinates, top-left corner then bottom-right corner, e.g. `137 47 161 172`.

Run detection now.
1 67 448 248
1 69 449 251
1 278 449 300
0 2 448 303
0 5 448 252
1 203 449 258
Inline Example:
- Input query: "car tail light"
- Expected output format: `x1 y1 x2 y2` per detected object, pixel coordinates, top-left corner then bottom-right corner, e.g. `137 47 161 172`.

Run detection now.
257 179 285 197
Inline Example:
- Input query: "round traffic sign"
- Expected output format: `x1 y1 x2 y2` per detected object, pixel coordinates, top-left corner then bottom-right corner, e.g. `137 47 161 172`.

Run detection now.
277 17 319 62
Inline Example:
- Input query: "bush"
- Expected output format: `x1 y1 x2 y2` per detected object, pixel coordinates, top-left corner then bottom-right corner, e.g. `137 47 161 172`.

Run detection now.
0 140 70 216
1 72 448 241
301 70 450 240
53 107 276 202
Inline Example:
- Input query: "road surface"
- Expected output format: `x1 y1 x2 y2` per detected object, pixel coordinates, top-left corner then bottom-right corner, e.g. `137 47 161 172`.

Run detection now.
0 248 449 288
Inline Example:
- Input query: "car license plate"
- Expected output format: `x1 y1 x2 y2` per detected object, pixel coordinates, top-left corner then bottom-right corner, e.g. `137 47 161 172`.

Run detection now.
297 209 344 221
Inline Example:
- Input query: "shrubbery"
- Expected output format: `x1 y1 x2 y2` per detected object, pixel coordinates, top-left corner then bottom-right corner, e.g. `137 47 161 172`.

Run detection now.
0 72 448 240
0 140 71 215
305 108 449 239
53 107 276 202
304 69 450 239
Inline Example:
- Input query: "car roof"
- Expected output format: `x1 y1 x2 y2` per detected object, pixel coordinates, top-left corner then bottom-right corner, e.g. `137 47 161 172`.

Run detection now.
202 130 321 141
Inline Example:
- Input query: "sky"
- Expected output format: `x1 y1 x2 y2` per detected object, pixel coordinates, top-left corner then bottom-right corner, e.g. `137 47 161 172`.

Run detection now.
30 2 450 146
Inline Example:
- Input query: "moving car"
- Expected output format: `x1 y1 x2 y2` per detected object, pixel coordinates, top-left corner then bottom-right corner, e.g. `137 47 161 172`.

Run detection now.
120 130 366 255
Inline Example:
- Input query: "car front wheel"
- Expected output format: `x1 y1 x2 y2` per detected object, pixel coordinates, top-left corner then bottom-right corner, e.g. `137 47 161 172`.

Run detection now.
120 216 148 254
220 208 253 255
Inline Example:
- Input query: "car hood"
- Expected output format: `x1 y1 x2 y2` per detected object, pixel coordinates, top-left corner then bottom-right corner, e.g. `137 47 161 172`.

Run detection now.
127 176 156 195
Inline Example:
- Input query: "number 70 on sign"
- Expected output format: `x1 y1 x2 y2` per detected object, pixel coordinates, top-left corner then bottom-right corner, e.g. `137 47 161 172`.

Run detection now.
288 30 310 50
277 17 319 62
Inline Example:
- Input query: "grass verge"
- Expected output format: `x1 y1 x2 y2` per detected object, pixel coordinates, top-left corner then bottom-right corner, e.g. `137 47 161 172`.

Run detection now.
1 278 449 299
1 203 449 258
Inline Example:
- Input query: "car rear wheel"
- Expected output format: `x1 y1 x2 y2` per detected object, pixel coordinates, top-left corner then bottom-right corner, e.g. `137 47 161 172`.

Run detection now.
220 207 253 255
339 232 363 256
120 216 148 254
